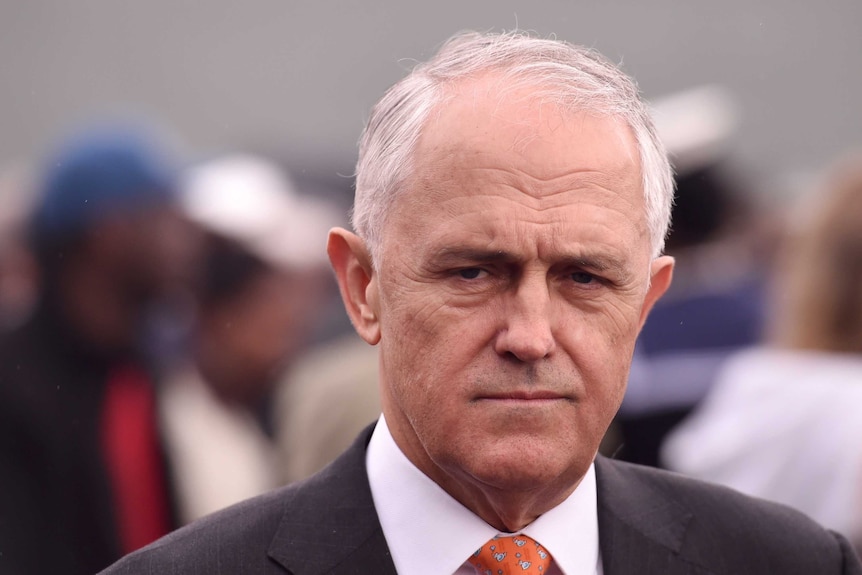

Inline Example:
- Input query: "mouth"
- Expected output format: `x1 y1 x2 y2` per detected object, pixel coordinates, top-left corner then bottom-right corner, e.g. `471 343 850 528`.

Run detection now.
476 390 571 402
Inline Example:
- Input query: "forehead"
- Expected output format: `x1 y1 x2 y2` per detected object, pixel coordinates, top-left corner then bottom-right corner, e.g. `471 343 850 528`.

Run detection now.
376 74 653 276
414 75 640 183
385 75 647 246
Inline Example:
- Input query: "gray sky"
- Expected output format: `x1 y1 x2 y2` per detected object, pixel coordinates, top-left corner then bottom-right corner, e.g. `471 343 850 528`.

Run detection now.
1 1 860 190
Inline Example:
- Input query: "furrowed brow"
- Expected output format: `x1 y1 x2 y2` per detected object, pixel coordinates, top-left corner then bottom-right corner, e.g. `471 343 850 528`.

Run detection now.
428 247 633 280
565 255 619 271
431 247 518 267
558 254 631 280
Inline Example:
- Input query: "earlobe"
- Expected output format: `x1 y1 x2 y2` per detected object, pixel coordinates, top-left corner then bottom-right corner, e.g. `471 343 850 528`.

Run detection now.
327 228 381 345
638 255 674 330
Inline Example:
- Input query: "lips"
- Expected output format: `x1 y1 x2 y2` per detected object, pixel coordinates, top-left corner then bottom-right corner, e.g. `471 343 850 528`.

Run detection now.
478 390 569 401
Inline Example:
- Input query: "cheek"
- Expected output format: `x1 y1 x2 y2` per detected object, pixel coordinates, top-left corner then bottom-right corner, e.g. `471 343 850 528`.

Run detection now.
384 293 494 370
559 300 641 398
379 268 450 353
378 300 492 415
566 288 644 345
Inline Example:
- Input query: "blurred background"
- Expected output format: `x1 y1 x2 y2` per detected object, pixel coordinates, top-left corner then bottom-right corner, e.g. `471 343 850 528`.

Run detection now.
2 0 860 190
1 2 861 573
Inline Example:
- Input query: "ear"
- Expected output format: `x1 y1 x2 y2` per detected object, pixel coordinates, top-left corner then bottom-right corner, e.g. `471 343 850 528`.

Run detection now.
638 255 674 330
327 227 381 345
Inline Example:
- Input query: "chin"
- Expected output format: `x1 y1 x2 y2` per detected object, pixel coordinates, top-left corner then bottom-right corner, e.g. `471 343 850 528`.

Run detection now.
461 447 584 494
479 468 561 493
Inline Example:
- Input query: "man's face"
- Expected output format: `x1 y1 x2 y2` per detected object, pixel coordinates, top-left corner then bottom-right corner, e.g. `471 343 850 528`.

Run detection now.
348 78 672 520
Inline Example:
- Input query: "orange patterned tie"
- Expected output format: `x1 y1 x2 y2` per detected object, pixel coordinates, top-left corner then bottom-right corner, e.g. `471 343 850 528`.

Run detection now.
469 534 552 574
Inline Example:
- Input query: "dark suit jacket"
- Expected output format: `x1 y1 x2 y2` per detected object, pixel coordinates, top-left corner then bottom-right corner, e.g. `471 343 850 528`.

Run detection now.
101 424 862 575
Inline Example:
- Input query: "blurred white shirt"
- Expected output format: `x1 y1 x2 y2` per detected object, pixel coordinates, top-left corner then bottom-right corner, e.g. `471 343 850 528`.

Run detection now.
663 347 862 545
160 365 277 524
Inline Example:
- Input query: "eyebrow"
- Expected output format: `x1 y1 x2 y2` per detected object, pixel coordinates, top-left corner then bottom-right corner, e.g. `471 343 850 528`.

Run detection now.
430 247 630 276
431 248 517 266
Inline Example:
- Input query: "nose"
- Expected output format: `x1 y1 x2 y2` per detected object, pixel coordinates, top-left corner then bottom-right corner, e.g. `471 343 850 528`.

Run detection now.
493 275 556 362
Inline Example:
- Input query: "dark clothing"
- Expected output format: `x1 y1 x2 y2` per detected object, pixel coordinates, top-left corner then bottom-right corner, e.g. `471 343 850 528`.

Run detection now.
617 278 766 467
101 424 861 575
0 301 175 575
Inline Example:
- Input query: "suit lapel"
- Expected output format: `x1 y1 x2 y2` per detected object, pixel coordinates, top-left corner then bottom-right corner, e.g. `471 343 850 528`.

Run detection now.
267 431 709 574
595 456 711 575
267 425 398 575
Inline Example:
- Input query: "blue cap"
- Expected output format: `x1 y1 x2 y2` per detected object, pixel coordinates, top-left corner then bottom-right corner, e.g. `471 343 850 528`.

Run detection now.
30 125 178 239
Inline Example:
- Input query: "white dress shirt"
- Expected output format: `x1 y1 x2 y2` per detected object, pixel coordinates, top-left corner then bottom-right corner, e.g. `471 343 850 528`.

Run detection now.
159 365 277 524
367 415 603 575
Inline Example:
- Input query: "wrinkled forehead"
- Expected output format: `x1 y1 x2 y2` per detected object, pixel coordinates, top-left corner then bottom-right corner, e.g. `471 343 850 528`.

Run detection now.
415 74 640 180
368 73 650 271
374 86 647 259
399 79 641 212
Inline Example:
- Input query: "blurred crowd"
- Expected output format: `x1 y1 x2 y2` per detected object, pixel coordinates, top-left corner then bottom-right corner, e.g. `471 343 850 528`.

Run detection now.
0 87 860 573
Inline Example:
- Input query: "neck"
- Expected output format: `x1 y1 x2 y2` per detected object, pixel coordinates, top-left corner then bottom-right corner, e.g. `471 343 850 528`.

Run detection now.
384 412 583 532
452 477 580 532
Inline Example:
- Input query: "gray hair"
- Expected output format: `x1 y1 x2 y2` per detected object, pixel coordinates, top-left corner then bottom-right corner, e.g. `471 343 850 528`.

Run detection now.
353 30 674 264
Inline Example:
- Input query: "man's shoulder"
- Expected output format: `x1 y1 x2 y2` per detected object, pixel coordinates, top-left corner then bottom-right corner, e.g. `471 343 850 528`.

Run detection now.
101 481 303 574
101 427 380 574
597 457 861 574
600 455 829 528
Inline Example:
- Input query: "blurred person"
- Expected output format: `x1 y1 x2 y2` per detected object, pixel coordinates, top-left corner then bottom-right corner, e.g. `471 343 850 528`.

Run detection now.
102 31 860 575
0 125 199 575
277 331 380 483
662 151 862 554
0 163 38 331
614 86 770 466
160 155 340 524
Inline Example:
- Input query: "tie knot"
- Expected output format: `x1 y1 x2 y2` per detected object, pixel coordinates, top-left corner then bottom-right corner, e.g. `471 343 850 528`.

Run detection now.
470 534 552 574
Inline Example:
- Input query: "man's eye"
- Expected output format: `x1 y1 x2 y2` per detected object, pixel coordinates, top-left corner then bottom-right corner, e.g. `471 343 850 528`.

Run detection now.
571 271 595 284
458 268 486 280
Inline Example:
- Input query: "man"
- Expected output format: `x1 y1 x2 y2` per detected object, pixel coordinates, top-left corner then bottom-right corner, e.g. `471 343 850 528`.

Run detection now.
100 31 862 575
0 125 199 575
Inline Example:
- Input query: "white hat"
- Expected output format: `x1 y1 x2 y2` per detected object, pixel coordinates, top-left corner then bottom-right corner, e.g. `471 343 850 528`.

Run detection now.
182 154 343 268
651 84 739 175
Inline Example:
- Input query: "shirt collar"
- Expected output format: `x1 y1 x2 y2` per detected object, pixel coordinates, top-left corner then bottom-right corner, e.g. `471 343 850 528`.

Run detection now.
366 415 601 575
